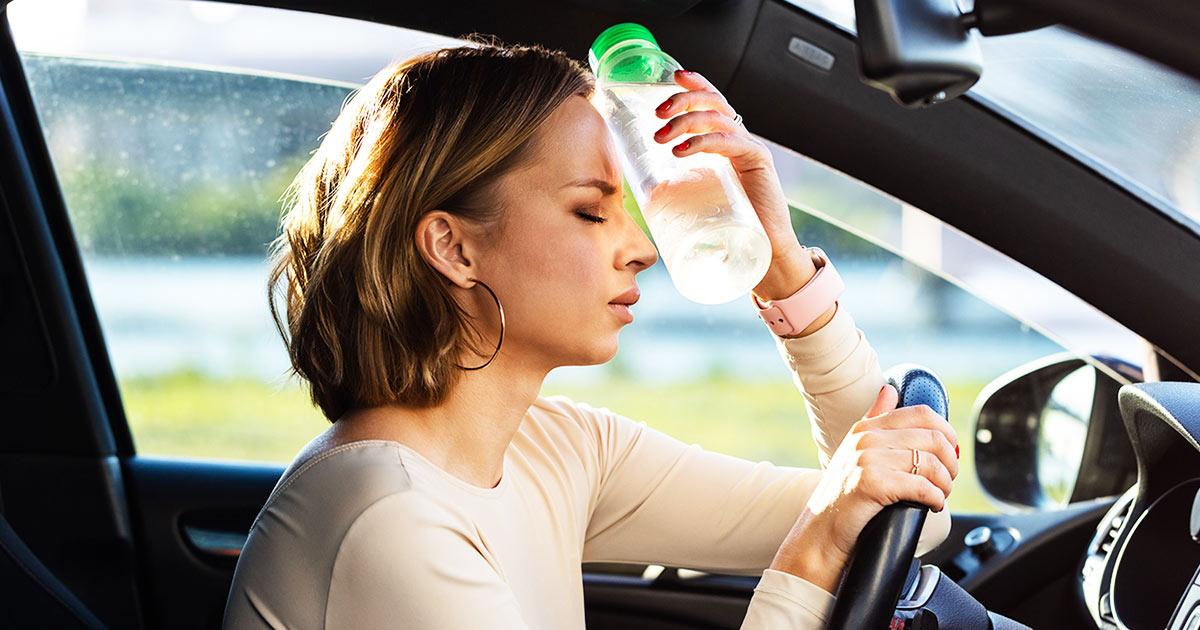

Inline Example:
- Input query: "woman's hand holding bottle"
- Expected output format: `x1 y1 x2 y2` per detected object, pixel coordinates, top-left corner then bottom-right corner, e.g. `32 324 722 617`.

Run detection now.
651 69 827 310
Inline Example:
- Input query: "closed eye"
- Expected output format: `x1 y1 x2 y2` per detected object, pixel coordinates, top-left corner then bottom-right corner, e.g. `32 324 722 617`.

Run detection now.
574 207 607 224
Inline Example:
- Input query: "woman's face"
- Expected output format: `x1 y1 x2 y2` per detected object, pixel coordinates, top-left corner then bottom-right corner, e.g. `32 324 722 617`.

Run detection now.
480 94 659 371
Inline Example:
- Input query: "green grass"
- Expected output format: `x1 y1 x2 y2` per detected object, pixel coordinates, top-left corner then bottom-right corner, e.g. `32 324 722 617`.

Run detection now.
122 370 997 513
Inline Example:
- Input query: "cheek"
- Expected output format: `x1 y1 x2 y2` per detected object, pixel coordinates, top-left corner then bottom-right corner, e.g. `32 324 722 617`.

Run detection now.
536 235 602 293
503 231 606 315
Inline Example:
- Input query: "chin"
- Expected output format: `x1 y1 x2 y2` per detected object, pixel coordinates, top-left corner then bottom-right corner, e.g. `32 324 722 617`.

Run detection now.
548 322 624 367
600 339 620 364
569 336 621 367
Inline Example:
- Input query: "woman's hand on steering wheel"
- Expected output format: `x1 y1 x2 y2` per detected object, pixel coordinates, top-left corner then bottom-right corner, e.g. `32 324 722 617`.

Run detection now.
768 383 959 592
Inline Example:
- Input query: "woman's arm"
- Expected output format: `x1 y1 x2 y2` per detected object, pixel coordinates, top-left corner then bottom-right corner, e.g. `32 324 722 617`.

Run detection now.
576 403 951 571
574 396 953 628
574 300 952 627
578 405 824 572
755 246 953 523
579 300 948 559
644 69 953 625
752 238 885 468
771 299 890 468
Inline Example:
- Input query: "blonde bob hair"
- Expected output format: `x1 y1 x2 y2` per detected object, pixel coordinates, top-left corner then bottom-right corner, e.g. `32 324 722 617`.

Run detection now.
268 36 594 421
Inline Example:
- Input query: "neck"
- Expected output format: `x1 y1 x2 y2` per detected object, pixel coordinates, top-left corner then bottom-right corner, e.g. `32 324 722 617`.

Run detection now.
334 350 549 489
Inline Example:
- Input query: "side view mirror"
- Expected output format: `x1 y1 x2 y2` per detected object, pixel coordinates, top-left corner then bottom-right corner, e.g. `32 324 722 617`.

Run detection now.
970 352 1141 510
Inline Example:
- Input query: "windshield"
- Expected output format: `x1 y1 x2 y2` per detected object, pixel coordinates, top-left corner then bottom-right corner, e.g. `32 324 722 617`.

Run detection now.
785 0 1200 233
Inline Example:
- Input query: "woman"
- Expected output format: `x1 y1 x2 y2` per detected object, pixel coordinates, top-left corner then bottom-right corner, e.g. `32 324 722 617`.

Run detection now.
223 37 957 629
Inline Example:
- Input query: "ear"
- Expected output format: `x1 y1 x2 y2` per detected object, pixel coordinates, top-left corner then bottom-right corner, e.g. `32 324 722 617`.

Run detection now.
415 210 479 289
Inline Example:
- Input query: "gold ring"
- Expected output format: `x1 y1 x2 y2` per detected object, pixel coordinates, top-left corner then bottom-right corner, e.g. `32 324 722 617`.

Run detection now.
910 448 921 475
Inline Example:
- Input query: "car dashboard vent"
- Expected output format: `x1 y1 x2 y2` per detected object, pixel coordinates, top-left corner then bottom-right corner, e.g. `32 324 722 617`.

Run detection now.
1080 487 1137 626
1085 488 1135 575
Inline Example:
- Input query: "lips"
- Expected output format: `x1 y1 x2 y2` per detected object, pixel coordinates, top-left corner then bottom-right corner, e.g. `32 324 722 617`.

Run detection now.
609 286 641 306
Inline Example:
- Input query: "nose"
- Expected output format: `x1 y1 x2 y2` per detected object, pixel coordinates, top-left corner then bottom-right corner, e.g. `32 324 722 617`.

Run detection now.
619 207 659 271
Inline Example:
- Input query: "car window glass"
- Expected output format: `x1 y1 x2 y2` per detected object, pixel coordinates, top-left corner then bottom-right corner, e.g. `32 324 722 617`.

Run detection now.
782 0 1200 233
8 0 1147 515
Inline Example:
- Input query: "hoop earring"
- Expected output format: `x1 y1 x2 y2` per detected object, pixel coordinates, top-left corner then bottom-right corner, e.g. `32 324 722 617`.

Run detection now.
453 278 505 371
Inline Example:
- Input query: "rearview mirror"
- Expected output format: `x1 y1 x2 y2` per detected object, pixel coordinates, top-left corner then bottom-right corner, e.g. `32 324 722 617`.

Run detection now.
854 0 983 107
971 352 1140 510
853 0 1055 107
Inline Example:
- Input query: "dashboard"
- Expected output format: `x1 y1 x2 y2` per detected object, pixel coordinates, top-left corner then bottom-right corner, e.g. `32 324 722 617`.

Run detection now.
1079 383 1200 629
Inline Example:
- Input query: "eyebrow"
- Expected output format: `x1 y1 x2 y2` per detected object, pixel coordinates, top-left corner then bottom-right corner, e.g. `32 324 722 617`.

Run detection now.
562 178 619 196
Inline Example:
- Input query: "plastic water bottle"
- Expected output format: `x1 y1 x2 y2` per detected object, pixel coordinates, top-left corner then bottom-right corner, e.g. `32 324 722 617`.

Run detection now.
588 22 772 305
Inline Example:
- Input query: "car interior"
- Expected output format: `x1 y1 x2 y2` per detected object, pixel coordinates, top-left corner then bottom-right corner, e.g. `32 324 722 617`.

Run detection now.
1 0 1199 628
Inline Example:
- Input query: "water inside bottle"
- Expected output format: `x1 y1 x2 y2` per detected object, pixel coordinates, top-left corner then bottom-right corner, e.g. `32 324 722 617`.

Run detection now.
595 82 771 304
642 167 771 304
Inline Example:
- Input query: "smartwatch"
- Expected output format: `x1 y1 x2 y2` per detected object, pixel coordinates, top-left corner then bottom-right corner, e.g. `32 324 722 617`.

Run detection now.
750 246 844 338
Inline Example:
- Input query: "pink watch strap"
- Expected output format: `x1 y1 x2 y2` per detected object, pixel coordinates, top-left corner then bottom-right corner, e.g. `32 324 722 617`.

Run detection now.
750 247 844 337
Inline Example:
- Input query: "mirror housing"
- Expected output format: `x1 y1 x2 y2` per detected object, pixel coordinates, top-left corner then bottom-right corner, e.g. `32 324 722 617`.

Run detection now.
853 0 1055 107
971 352 1141 510
854 0 983 107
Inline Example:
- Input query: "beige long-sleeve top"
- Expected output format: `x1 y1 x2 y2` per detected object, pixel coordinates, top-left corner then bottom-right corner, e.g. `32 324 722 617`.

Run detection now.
222 302 951 629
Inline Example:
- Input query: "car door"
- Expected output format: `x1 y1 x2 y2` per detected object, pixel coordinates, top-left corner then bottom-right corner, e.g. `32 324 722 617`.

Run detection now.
0 4 477 628
1 0 1197 629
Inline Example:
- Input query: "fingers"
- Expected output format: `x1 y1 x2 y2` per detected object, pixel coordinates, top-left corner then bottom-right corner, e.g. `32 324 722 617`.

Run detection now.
858 428 959 480
911 450 953 501
853 402 959 450
893 469 949 513
866 383 898 417
844 385 959 513
863 448 954 497
653 69 744 138
648 69 770 168
655 86 736 120
671 67 717 91
665 129 769 164
654 69 733 122
855 460 947 513
653 109 738 145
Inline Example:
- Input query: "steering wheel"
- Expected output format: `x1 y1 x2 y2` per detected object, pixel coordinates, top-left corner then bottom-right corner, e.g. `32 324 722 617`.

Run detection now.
827 364 951 629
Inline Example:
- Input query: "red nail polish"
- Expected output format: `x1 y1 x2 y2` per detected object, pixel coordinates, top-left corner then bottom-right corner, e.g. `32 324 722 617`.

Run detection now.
655 122 672 138
955 444 960 459
656 98 673 116
674 139 690 152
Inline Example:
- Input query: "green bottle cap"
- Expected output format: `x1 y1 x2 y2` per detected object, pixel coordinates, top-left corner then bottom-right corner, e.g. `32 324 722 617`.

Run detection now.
588 22 662 77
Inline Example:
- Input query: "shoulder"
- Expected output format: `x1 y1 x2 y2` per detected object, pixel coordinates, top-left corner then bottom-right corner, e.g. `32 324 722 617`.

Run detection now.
527 394 655 470
528 393 650 455
325 492 525 628
531 393 643 437
335 490 478 566
326 490 514 628
266 441 415 519
531 392 600 423
240 441 428 565
275 441 477 541
226 441 442 628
